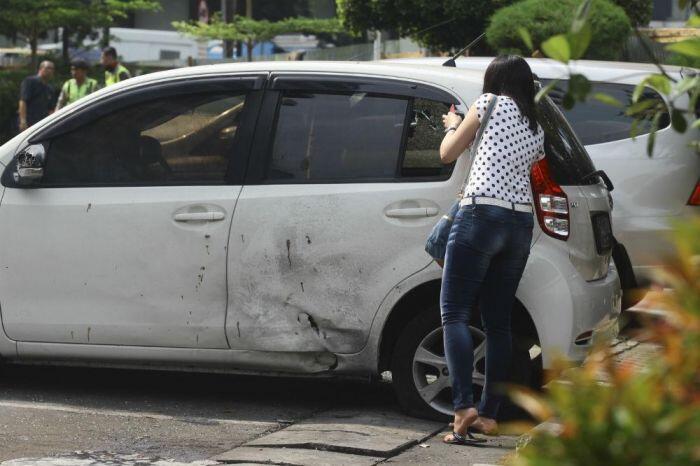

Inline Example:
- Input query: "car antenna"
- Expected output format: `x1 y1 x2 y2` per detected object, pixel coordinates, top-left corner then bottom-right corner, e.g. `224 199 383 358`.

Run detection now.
442 32 485 67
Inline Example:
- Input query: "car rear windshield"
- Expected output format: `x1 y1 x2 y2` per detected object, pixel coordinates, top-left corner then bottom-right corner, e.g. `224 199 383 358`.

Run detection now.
538 97 597 186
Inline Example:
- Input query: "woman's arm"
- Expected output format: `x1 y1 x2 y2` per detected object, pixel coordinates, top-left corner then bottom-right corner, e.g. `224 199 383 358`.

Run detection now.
439 103 480 164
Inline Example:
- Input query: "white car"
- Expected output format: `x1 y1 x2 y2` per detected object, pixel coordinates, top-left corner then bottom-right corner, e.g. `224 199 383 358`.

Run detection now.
0 62 621 419
390 57 700 292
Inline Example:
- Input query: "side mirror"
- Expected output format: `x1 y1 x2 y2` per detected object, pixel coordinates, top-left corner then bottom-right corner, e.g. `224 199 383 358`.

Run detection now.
14 144 45 186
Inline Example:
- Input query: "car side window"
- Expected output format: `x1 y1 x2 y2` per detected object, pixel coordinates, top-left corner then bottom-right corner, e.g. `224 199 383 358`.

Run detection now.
42 91 248 186
402 97 453 178
267 91 408 182
543 80 670 146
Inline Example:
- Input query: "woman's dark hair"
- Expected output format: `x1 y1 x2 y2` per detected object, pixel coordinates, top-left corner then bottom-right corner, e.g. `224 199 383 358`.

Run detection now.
482 55 538 133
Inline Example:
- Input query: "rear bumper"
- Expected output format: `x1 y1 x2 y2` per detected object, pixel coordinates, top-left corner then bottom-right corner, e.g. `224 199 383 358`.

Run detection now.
517 242 622 369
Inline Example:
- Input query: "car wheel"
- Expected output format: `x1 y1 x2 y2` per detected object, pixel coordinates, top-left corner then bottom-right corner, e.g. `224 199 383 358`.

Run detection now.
391 304 541 421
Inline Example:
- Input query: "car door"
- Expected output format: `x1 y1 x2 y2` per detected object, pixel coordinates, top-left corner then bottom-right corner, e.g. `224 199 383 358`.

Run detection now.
0 76 263 349
225 74 463 354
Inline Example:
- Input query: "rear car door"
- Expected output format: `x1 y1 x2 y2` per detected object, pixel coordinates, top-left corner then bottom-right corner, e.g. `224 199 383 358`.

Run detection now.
0 76 263 348
225 74 460 353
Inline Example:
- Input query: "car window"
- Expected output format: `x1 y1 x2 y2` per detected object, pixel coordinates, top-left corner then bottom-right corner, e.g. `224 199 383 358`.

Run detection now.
542 80 670 145
42 91 248 186
538 97 597 186
402 97 454 178
267 91 408 182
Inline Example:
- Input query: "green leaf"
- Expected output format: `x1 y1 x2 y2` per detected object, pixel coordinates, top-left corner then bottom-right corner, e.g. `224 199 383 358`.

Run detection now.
626 98 657 116
518 27 533 51
568 23 591 60
692 118 700 129
647 112 662 157
563 93 575 109
569 73 591 101
674 76 700 96
571 0 592 34
687 15 700 27
671 109 688 132
633 74 671 102
535 79 560 103
592 92 623 107
647 74 672 95
666 38 700 58
541 34 571 63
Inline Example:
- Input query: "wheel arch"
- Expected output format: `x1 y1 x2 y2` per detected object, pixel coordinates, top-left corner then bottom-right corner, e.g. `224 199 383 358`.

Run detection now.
377 279 540 372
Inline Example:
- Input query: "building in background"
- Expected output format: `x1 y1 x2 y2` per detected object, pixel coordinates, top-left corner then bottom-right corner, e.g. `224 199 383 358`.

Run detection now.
651 0 691 27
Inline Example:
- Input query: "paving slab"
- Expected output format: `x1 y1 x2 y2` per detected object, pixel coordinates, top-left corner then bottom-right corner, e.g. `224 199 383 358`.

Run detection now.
212 446 382 465
383 428 515 465
245 409 445 458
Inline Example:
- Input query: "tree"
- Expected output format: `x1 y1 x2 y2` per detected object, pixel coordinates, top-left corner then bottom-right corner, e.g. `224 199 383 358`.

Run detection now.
612 0 654 27
0 0 160 67
337 0 516 53
0 0 82 67
487 0 631 61
173 14 344 61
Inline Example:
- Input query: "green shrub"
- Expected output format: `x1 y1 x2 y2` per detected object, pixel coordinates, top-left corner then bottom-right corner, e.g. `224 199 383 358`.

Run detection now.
487 0 632 60
613 0 653 27
509 217 700 466
665 52 700 69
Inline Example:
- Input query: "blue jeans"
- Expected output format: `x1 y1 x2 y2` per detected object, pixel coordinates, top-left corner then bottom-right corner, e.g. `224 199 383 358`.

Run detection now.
440 203 534 419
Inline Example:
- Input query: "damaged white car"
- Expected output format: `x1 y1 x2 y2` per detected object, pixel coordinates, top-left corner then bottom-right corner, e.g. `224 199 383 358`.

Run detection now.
0 62 621 419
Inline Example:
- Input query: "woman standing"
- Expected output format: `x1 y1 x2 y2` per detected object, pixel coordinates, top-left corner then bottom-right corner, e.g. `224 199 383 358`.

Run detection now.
438 55 545 445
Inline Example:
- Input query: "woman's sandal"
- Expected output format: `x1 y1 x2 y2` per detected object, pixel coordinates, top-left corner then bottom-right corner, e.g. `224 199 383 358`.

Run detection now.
443 431 488 447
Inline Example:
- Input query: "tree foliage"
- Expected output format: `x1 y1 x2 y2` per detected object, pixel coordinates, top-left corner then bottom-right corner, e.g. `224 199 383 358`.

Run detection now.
337 0 515 52
0 0 160 64
612 0 654 27
487 0 631 61
173 14 344 60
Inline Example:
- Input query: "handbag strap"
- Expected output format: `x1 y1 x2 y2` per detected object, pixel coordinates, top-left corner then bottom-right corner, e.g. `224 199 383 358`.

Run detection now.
459 95 498 197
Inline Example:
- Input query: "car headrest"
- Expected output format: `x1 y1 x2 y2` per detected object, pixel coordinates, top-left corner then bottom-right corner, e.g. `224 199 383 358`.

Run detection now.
138 135 162 164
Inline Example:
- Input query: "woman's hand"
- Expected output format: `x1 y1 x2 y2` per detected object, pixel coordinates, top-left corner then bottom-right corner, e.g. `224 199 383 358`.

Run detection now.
439 104 480 164
442 112 463 130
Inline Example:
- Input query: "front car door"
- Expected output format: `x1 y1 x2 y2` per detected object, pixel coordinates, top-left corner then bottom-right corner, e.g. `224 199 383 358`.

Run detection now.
226 74 461 354
0 76 263 349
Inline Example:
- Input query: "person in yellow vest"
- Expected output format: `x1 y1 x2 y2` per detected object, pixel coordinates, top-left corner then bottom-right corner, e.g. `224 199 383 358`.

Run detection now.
55 59 98 111
101 46 131 87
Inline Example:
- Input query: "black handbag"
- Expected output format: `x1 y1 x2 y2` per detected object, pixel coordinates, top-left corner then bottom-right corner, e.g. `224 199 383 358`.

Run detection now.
424 96 498 261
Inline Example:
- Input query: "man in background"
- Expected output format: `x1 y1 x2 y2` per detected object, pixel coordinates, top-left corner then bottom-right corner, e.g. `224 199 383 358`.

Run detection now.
18 60 56 132
101 46 131 86
55 59 98 111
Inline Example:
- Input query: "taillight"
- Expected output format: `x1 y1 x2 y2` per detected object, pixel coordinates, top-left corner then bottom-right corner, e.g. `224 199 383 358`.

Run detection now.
531 158 569 240
688 179 700 206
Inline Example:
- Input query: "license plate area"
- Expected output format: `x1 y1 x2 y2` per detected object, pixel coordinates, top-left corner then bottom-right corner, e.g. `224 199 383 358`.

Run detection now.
591 212 613 255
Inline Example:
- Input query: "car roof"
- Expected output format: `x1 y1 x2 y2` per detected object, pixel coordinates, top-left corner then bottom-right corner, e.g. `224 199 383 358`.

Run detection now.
384 57 688 84
104 60 487 98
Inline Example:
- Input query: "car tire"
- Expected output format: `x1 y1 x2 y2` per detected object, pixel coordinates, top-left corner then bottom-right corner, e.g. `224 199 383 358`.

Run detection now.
391 304 541 422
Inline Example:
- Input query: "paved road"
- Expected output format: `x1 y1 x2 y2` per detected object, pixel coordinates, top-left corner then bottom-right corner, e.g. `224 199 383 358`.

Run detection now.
0 364 509 465
0 365 385 463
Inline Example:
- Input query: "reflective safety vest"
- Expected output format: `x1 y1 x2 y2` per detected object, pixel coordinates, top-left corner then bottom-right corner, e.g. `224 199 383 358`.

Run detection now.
62 78 98 105
104 64 131 86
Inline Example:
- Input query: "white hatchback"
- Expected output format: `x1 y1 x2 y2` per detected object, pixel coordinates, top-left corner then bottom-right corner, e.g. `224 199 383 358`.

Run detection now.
0 62 621 419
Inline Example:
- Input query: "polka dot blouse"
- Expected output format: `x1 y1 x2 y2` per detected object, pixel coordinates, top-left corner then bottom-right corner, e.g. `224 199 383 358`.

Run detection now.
464 93 545 205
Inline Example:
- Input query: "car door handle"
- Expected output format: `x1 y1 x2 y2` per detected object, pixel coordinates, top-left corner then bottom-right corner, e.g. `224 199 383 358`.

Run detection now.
173 212 226 222
385 207 439 218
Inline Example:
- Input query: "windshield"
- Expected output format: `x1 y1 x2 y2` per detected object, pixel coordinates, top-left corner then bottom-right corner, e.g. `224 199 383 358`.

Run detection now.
537 97 597 186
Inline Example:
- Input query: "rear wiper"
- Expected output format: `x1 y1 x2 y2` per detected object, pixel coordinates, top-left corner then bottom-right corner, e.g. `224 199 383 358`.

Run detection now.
585 169 614 192
442 33 485 67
